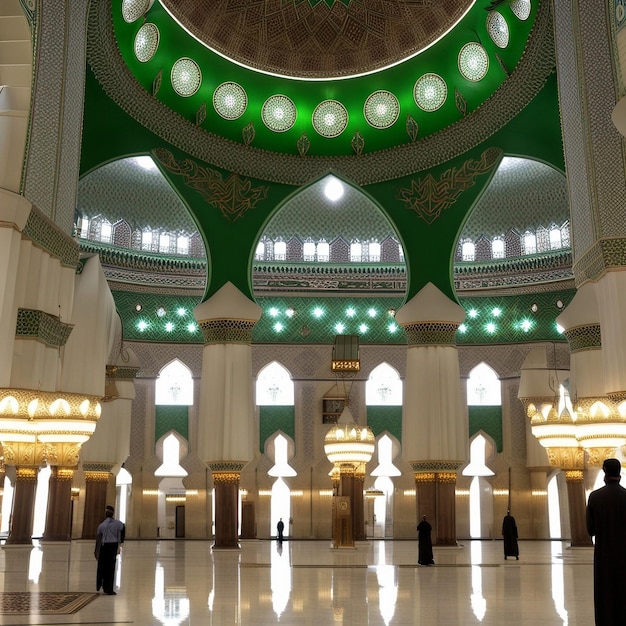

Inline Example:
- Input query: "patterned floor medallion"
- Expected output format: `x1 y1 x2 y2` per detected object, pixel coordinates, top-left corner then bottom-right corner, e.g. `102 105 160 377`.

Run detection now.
0 592 99 615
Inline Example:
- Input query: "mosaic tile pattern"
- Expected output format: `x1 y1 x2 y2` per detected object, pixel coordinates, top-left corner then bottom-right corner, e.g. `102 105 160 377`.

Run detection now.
0 592 99 615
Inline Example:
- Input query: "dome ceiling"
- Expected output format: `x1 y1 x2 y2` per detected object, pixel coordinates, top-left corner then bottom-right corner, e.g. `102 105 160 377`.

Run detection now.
112 0 539 157
160 0 474 79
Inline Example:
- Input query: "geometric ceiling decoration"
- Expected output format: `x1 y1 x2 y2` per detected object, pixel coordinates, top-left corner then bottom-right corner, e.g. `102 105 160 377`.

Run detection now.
110 0 542 156
134 23 159 63
171 57 201 97
262 95 297 132
312 100 349 138
364 91 400 129
159 0 475 80
511 0 532 21
213 82 247 120
413 74 447 112
487 12 510 49
458 43 489 82
122 0 150 23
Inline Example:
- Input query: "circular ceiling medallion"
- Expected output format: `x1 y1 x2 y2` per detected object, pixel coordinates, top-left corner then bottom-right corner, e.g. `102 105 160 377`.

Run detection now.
511 0 532 20
160 0 474 79
364 91 400 129
134 23 159 63
313 100 348 138
122 0 150 23
213 82 248 120
171 57 201 97
262 95 297 132
413 74 447 112
487 12 509 49
458 43 489 82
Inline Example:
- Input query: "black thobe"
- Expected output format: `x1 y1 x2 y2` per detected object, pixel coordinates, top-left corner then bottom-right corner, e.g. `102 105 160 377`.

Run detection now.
502 514 519 559
417 520 434 565
586 481 626 626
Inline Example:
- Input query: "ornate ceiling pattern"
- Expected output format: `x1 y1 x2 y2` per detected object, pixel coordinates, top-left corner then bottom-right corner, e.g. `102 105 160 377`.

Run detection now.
160 0 473 79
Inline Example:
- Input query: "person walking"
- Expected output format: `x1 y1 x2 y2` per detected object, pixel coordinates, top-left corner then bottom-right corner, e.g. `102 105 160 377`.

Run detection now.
95 505 125 595
586 458 626 626
417 515 434 565
502 510 519 560
277 518 285 543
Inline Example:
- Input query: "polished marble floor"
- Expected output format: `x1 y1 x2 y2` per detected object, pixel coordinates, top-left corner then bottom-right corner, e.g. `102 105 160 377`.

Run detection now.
0 538 595 625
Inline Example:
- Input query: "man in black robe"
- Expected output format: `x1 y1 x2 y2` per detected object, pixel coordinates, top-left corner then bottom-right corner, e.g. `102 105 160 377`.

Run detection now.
502 510 519 560
417 515 434 565
586 457 626 626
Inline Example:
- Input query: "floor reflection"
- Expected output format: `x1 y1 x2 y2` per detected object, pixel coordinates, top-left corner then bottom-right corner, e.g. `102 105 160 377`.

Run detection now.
470 541 486 621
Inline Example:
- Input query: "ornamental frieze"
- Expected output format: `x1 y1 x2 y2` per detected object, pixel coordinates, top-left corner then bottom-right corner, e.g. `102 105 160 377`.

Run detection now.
396 147 502 224
154 148 269 223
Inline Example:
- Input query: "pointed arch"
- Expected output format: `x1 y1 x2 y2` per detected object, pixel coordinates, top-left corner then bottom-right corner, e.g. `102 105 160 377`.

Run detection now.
257 362 295 453
366 363 402 443
256 361 294 405
467 363 502 452
156 358 194 405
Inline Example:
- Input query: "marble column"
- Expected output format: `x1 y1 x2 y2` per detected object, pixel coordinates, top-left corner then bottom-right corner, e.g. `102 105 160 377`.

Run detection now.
564 469 592 547
353 466 366 542
6 466 38 544
42 466 74 541
195 283 262 549
396 283 467 546
81 465 113 539
555 5 626 402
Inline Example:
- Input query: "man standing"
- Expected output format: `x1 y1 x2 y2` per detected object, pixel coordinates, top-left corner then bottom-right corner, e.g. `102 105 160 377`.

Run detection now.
95 505 125 595
417 515 434 565
586 458 626 625
277 518 284 543
502 510 519 560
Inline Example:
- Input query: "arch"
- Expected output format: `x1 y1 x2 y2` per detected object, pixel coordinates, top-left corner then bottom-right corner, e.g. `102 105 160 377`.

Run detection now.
467 362 501 405
155 430 189 476
156 359 194 405
366 362 402 405
250 172 408 300
256 361 294 405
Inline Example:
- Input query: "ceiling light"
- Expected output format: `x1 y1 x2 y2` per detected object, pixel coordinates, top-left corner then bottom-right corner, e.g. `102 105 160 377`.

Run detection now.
324 177 344 202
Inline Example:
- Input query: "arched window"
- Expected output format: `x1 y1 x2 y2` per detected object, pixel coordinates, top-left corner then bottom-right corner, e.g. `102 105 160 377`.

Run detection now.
462 240 475 262
142 229 153 251
303 239 316 262
522 231 537 255
176 235 189 255
156 359 194 405
369 240 381 262
100 220 112 244
255 241 265 261
492 237 505 259
366 363 402 405
549 226 562 250
317 240 329 262
350 240 362 262
398 243 404 262
274 240 286 261
79 216 90 238
467 363 501 405
159 232 170 252
463 434 495 538
256 362 294 405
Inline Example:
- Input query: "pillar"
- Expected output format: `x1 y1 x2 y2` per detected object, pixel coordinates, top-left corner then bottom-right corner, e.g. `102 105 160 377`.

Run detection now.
564 470 592 547
211 468 242 549
195 283 262 550
397 283 467 546
414 470 458 545
42 466 74 541
81 466 113 539
353 466 366 542
6 466 37 544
